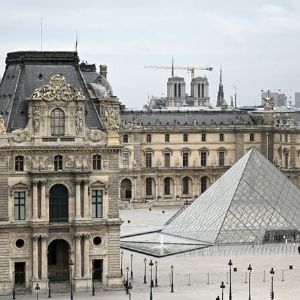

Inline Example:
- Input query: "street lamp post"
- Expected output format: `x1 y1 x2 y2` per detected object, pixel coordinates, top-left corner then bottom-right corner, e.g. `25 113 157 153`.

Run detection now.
48 277 51 298
92 268 95 296
220 281 225 300
270 268 275 300
121 251 124 276
170 265 174 293
69 260 74 300
35 283 40 300
149 260 153 300
228 259 233 300
216 297 220 300
248 264 252 300
144 258 147 284
12 271 16 299
127 282 132 300
155 261 158 287
126 267 129 294
130 254 133 279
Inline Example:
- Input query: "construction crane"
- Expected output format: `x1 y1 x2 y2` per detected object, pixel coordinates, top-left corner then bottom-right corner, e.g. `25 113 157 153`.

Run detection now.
145 64 213 79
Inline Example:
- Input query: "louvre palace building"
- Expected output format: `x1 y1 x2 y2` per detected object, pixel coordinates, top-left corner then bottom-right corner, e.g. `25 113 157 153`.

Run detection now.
0 50 300 295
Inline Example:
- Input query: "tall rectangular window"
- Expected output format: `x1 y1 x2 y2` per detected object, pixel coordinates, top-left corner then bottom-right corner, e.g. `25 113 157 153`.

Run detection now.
14 192 25 220
15 156 24 171
123 134 128 143
285 134 288 143
201 152 207 167
201 133 206 142
146 178 153 196
183 133 188 142
219 133 224 142
165 134 170 142
92 190 103 218
164 152 171 168
146 134 152 143
183 152 189 167
219 151 225 166
93 155 101 170
145 153 152 168
122 152 129 168
54 155 63 171
250 133 255 142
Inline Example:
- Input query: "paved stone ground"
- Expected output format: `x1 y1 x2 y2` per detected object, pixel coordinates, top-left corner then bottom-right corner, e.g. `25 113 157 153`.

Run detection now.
2 207 300 300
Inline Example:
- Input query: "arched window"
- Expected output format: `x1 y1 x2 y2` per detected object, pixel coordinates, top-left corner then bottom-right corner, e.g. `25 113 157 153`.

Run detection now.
164 177 171 195
51 108 65 136
182 176 190 195
200 177 209 194
146 178 153 196
49 184 68 222
54 155 63 171
15 156 24 171
93 155 101 170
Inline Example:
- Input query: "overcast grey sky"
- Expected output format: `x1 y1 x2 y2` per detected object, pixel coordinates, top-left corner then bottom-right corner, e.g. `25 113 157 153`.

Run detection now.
1 0 300 108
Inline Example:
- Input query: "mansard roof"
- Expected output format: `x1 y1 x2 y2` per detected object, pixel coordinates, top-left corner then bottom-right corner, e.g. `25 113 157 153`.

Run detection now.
0 51 109 132
120 110 255 126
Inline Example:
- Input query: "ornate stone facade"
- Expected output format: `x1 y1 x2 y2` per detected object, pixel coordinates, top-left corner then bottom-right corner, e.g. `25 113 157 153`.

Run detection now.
0 52 122 295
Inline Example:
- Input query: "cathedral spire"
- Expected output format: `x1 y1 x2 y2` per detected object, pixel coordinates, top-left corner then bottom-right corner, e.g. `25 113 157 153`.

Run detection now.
217 65 224 107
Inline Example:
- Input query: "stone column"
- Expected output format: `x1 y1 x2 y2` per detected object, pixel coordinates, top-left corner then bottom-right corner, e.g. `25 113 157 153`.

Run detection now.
75 235 82 278
32 181 38 220
83 234 90 278
41 234 48 279
75 181 81 219
83 181 89 218
32 235 39 280
41 181 46 219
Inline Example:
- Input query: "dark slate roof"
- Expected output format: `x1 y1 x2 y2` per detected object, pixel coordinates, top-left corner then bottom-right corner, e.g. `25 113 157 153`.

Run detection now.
0 51 105 131
120 110 255 126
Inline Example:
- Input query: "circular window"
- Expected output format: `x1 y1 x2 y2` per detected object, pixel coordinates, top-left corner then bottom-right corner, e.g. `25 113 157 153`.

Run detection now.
93 236 102 246
16 239 25 248
38 73 43 80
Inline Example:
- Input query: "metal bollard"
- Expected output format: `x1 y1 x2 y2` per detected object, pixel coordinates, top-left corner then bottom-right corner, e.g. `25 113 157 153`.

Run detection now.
281 270 285 281
188 274 191 286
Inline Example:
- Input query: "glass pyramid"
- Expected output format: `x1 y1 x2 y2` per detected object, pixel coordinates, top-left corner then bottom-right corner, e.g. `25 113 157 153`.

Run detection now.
163 148 300 244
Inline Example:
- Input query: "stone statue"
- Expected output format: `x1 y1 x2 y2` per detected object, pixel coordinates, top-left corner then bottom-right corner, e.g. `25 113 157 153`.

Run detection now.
33 107 40 133
75 107 84 134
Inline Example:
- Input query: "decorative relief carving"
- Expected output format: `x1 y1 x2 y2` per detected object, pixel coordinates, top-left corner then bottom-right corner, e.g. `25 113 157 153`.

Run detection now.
10 128 31 143
31 74 85 102
86 129 106 142
104 106 119 134
66 156 75 168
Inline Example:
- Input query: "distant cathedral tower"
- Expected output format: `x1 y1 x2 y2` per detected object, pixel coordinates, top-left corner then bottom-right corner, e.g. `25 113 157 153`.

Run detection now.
216 67 224 107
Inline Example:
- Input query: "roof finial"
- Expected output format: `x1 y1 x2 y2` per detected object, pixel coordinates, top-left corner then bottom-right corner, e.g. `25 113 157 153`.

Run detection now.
220 65 222 84
75 31 78 52
171 56 174 77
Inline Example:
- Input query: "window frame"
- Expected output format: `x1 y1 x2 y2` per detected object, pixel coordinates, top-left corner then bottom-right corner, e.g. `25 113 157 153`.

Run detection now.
145 152 152 168
146 134 152 143
183 133 188 142
145 178 153 196
250 133 255 142
200 151 207 167
54 155 63 171
14 191 26 221
182 177 190 195
15 156 24 172
164 152 171 168
92 189 103 218
51 108 65 136
165 134 170 143
219 151 225 166
219 133 224 142
122 152 130 169
93 155 102 170
123 134 128 143
164 177 171 195
182 152 189 167
201 133 206 142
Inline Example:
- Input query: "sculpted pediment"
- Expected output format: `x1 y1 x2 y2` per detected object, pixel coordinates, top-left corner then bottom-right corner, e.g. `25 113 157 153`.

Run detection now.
31 74 86 102
11 182 30 189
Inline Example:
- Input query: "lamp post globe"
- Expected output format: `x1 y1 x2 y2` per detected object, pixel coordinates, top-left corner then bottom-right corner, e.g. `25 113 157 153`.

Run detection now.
220 281 225 300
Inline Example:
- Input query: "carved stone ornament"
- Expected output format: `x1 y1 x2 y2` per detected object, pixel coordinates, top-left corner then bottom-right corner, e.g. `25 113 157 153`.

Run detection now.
10 128 31 143
75 107 84 134
31 74 86 102
0 115 6 134
104 106 119 134
263 98 274 111
33 106 41 133
86 129 106 142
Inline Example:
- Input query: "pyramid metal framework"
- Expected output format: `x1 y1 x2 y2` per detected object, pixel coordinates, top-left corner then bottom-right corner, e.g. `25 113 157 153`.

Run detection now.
163 148 300 244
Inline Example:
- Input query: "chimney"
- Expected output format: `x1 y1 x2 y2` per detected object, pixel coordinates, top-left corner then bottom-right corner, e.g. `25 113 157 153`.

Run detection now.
100 65 107 78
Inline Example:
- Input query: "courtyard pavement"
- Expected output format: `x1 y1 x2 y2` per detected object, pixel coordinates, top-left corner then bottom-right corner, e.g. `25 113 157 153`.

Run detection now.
2 206 300 300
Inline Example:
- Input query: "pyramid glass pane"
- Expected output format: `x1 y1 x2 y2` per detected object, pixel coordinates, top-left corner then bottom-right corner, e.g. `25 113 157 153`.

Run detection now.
163 148 300 244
